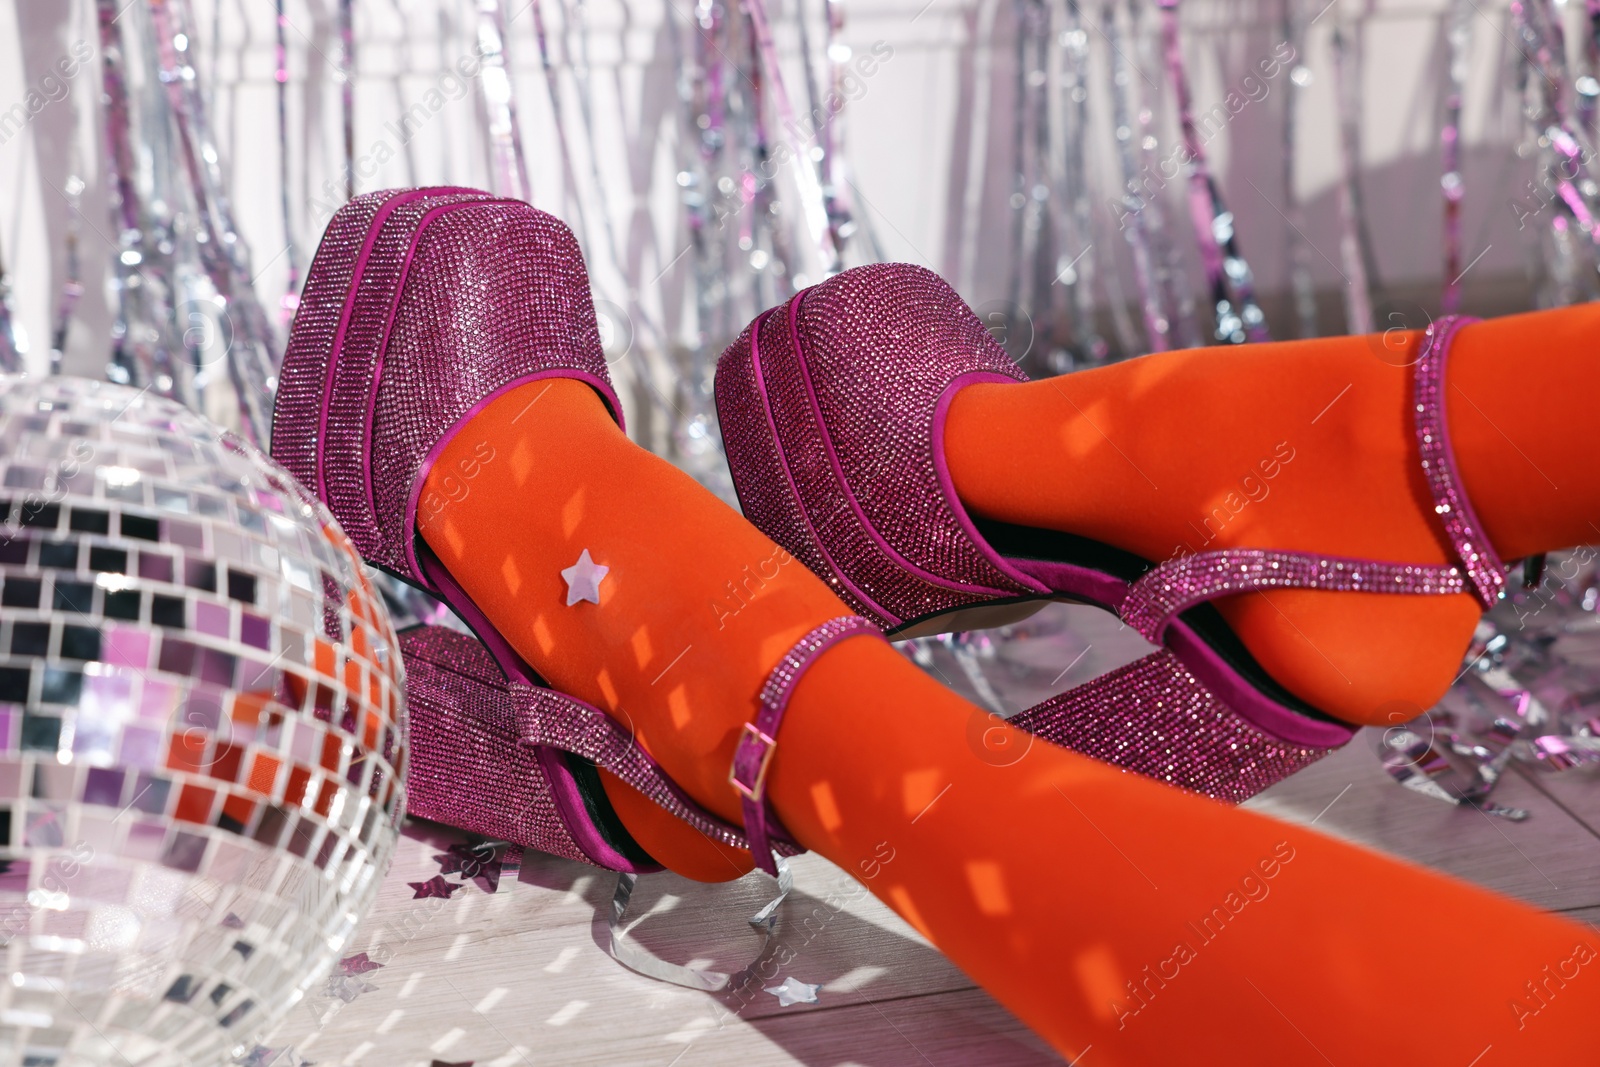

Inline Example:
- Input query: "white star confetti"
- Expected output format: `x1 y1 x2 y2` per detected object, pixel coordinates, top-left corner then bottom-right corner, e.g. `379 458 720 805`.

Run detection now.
764 976 822 1007
560 549 609 606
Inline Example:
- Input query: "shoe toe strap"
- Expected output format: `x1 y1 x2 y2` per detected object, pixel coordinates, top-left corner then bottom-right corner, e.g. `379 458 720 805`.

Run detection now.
1120 549 1470 645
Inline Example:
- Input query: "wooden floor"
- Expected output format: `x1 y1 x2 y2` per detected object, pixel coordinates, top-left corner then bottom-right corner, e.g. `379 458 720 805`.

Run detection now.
261 605 1600 1067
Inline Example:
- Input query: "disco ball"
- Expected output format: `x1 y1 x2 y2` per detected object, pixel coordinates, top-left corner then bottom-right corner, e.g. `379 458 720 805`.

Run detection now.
0 377 406 1065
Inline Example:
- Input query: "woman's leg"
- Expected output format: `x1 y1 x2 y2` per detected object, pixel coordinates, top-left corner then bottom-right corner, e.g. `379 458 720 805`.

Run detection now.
419 378 1598 1064
944 307 1600 724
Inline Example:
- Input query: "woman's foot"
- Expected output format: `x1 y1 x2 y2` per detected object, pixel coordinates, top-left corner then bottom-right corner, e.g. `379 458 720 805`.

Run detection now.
945 306 1600 725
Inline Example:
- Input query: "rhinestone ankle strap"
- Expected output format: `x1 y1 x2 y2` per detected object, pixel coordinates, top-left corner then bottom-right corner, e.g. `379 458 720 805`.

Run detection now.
1414 314 1505 607
1120 314 1507 642
730 615 879 876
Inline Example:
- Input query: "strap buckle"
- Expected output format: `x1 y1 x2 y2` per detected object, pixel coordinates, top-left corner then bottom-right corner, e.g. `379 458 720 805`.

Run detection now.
729 722 778 803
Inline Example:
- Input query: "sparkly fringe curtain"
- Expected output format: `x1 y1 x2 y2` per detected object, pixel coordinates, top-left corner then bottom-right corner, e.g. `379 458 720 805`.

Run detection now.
36 0 1577 440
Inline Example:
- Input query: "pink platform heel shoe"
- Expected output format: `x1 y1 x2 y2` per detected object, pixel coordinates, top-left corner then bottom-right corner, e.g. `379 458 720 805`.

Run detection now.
271 187 858 873
714 263 1507 801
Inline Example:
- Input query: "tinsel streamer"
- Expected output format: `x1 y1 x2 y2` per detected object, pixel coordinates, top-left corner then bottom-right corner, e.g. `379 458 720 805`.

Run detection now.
1440 0 1470 314
669 7 716 356
1029 0 1065 365
742 0 840 281
1504 3 1593 303
276 0 302 326
339 0 354 201
1157 0 1268 344
527 0 599 253
1005 0 1028 311
1583 0 1600 139
221 0 250 202
701 0 732 318
675 0 725 352
475 0 533 201
385 0 420 186
1280 0 1316 338
1329 24 1377 333
1025 0 1067 368
148 0 282 443
1134 0 1198 349
740 10 798 305
0 237 23 372
94 0 192 402
1103 0 1174 352
794 0 842 272
49 172 86 377
559 0 641 321
954 0 1000 296
1055 0 1109 363
822 0 874 262
556 0 674 434
1510 0 1600 303
1006 0 1051 365
1514 0 1600 223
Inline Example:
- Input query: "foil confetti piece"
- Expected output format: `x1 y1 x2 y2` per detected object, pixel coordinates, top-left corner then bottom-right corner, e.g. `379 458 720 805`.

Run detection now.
764 976 822 1006
603 856 793 991
1372 549 1600 813
338 952 384 976
323 973 379 1004
433 841 514 894
408 875 465 900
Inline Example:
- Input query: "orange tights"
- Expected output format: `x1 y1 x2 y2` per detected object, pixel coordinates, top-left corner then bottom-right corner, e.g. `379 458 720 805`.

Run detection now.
944 306 1600 725
420 377 1596 1065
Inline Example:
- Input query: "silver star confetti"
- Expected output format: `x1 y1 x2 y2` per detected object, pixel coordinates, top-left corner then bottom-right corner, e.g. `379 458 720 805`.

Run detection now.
323 973 379 1004
561 549 610 606
763 976 822 1007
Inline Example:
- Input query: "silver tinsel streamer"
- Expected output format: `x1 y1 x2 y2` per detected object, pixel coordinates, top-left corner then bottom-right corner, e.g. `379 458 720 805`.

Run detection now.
1135 0 1199 349
559 0 631 284
1104 0 1178 352
0 237 23 373
147 0 282 445
1510 0 1600 305
1329 23 1379 333
474 0 533 201
795 0 844 273
49 172 85 377
820 0 876 263
1158 0 1268 344
1280 0 1316 338
743 0 839 279
527 0 595 239
1583 0 1600 140
1005 0 1054 369
275 0 302 325
1055 1 1110 364
339 0 355 202
1441 0 1470 314
95 0 195 408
